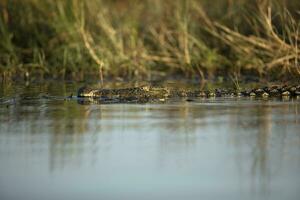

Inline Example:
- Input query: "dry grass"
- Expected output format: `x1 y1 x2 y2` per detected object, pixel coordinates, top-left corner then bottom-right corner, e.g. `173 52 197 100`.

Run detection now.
207 6 300 77
0 0 299 82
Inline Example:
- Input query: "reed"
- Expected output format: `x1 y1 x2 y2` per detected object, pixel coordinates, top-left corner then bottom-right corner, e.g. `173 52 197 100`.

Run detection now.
0 0 299 82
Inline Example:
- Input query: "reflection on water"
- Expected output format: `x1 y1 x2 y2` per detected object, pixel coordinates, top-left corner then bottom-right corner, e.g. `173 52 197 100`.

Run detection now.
0 82 300 200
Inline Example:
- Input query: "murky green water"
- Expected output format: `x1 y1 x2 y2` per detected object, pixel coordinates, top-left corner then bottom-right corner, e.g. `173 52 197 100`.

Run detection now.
0 82 300 200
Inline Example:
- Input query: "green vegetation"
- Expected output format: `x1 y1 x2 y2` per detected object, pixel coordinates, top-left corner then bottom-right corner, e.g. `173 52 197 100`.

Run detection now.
0 0 299 82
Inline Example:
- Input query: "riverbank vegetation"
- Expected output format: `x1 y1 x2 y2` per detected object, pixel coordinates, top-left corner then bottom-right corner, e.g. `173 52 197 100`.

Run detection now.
0 0 299 82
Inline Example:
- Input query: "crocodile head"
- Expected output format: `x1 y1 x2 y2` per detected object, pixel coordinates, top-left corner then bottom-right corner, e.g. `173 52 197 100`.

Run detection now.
77 86 95 97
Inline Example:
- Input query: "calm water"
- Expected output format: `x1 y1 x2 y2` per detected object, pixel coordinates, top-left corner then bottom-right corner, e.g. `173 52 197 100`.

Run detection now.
0 82 300 200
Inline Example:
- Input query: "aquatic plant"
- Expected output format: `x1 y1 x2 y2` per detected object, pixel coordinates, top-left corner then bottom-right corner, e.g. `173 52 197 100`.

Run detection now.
0 0 299 82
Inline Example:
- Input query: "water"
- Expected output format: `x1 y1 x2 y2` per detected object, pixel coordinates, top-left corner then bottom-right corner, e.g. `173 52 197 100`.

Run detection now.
0 82 300 200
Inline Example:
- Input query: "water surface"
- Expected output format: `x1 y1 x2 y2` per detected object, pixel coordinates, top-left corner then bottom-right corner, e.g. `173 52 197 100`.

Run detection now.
0 82 300 200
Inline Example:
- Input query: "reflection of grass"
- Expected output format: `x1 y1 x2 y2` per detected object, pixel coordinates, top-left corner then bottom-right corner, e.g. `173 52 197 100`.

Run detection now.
0 0 299 82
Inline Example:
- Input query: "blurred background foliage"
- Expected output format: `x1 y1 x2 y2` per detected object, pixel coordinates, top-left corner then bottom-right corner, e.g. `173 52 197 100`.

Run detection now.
0 0 299 82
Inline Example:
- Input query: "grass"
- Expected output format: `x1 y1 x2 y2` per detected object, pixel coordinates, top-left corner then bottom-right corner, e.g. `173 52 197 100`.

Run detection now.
0 0 299 82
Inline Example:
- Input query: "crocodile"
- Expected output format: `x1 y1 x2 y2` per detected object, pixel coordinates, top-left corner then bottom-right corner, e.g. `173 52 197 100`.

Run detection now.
77 84 300 103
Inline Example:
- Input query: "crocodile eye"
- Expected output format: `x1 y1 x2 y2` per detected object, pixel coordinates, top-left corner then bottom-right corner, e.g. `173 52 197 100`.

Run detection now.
141 86 150 91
